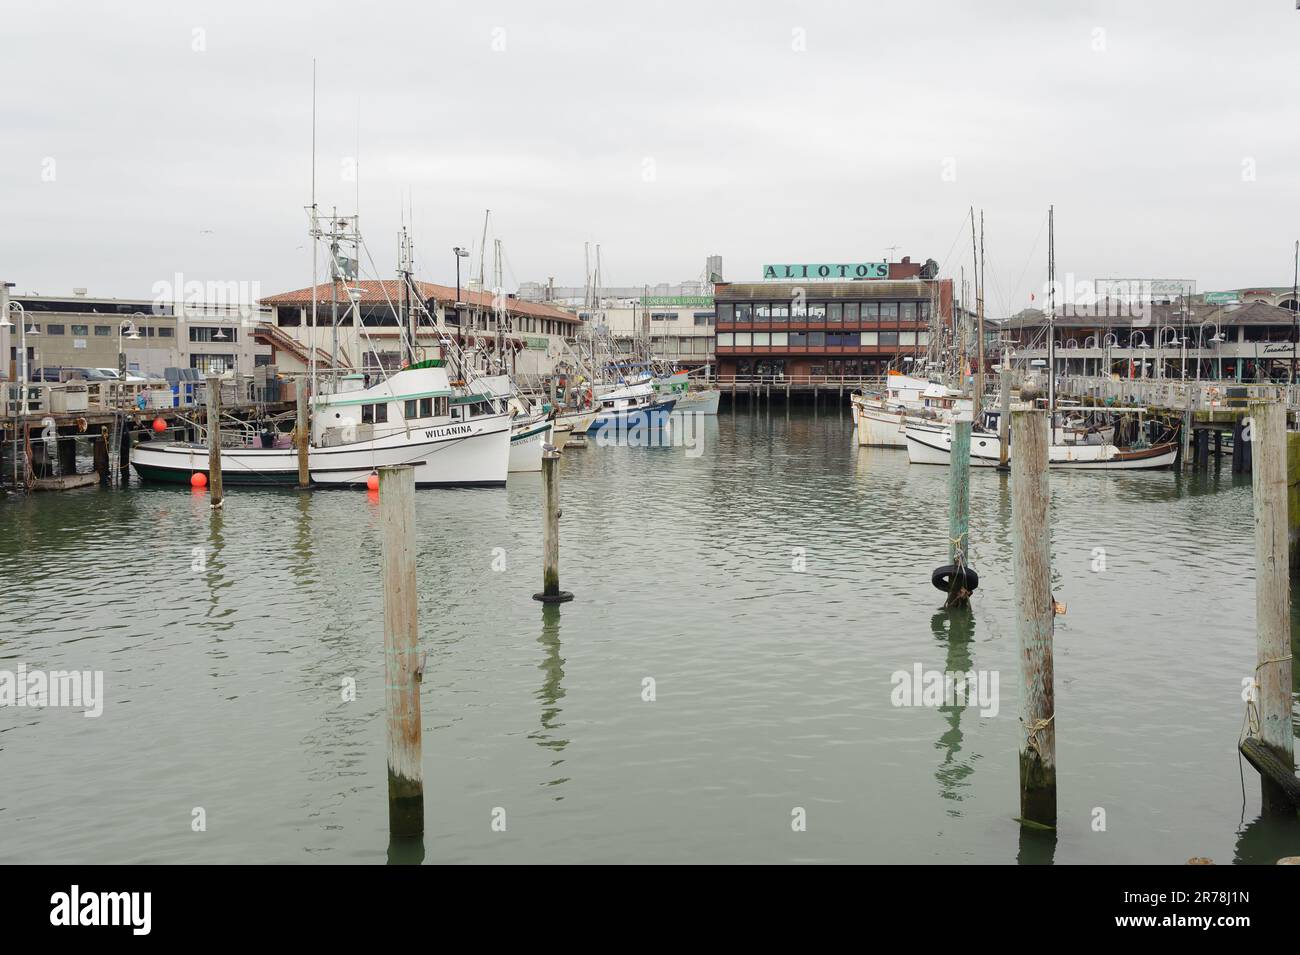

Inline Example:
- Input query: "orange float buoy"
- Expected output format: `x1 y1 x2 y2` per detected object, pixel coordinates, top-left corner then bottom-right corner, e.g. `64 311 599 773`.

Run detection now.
191 472 208 488
152 417 167 433
366 472 379 492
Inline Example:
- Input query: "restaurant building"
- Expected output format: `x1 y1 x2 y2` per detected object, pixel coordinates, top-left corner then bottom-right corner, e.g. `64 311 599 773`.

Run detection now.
712 258 952 379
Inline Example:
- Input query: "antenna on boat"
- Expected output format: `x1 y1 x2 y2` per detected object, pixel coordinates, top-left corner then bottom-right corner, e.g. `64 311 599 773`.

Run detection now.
1048 204 1056 416
309 58 319 405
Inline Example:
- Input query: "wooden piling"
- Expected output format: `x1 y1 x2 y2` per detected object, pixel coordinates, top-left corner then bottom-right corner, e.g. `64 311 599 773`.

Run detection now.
997 369 1011 471
295 381 310 488
1010 401 1056 828
533 449 573 603
380 464 423 835
93 426 110 485
1244 401 1295 813
205 377 224 508
945 416 972 609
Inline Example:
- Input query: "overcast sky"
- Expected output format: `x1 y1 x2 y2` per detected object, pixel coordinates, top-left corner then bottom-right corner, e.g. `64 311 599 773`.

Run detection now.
2 1 1298 315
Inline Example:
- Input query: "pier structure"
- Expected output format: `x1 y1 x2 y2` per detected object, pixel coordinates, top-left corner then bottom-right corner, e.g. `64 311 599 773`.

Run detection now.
1055 375 1300 574
1 376 296 491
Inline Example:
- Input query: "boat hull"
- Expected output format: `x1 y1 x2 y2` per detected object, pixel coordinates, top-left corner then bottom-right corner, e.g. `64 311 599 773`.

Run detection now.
904 423 1178 470
590 398 676 432
508 419 554 473
674 389 720 415
131 414 512 487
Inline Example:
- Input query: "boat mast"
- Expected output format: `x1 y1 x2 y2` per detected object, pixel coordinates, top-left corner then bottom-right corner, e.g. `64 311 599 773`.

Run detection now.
975 210 985 417
1048 204 1056 415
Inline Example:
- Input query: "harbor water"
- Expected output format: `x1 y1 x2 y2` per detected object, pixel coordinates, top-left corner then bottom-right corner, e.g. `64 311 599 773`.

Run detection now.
2 404 1298 864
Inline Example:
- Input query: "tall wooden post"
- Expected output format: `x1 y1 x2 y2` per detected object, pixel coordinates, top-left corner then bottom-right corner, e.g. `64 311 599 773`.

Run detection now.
205 376 224 508
1011 399 1056 827
997 369 1011 471
296 381 310 488
380 464 423 835
1246 401 1295 813
945 415 972 608
533 449 573 603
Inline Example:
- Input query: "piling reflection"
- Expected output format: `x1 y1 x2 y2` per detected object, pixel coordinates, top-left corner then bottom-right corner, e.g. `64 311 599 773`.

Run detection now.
930 609 978 809
204 507 229 624
1016 822 1057 865
293 489 314 585
386 831 425 865
530 603 570 795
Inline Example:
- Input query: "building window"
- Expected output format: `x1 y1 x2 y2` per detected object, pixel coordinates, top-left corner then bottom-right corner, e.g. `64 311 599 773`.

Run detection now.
46 324 64 335
808 303 826 320
734 332 752 346
753 332 770 346
879 331 899 346
880 303 899 319
770 331 789 346
651 312 675 321
899 331 917 346
71 324 89 336
860 302 879 322
190 353 234 375
808 331 826 346
94 325 111 336
919 301 931 320
827 304 842 323
789 331 808 346
843 303 859 322
717 333 734 347
735 304 752 321
159 328 174 337
862 331 879 345
255 354 273 366
190 326 237 343
901 302 917 321
717 303 734 322
754 304 771 322
693 312 715 325
770 303 790 319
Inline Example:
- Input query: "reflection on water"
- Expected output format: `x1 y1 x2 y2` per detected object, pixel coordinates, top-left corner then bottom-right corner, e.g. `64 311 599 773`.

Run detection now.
0 405 1296 863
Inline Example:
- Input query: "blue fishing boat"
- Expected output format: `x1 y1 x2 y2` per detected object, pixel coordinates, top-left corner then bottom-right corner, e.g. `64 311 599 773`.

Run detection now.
589 382 676 432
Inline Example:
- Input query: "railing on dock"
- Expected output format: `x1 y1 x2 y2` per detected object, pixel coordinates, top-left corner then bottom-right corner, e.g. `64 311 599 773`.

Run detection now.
1055 375 1289 413
715 374 888 392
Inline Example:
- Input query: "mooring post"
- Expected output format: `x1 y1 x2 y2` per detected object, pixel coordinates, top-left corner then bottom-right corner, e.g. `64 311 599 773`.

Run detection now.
946 414 973 608
1011 396 1056 828
997 369 1011 471
380 464 424 835
205 376 224 508
1245 400 1295 813
533 448 573 603
295 379 310 488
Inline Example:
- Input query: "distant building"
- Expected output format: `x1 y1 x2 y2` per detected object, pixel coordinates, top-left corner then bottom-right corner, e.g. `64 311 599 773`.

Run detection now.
1000 300 1300 382
712 257 951 378
257 279 581 378
1 290 269 380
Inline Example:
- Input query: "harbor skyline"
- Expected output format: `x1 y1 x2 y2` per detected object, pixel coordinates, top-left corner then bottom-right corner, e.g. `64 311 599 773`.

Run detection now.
3 1 1300 304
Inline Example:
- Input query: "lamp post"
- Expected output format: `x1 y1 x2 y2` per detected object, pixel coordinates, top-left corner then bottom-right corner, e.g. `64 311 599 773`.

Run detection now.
118 318 141 404
1197 321 1223 382
452 246 470 326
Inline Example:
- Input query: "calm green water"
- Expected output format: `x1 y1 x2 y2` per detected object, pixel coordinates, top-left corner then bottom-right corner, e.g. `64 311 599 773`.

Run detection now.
2 405 1298 864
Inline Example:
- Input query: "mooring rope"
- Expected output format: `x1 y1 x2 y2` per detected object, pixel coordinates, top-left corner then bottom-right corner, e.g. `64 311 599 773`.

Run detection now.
1241 653 1293 740
1022 714 1055 757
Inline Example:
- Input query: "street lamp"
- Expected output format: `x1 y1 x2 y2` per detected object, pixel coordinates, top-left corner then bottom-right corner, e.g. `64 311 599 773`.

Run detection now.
1197 321 1224 381
452 247 470 324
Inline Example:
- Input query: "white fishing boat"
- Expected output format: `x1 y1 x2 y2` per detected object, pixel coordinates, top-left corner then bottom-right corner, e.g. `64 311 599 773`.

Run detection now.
903 420 1178 470
850 372 967 447
132 361 513 486
674 388 721 415
508 413 555 472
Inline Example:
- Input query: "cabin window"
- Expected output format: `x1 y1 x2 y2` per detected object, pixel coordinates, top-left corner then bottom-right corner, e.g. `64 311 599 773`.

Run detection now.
375 403 388 424
405 399 417 418
420 397 433 417
436 397 448 417
362 404 374 424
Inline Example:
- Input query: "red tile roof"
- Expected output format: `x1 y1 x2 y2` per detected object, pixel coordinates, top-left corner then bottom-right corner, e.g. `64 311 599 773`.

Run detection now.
260 279 578 323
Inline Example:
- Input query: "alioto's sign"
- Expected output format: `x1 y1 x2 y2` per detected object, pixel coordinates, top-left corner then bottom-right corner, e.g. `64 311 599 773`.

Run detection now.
762 262 888 280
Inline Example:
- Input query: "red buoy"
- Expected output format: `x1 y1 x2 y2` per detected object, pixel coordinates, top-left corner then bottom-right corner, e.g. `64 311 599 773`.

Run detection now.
152 417 167 433
366 473 379 492
191 472 208 488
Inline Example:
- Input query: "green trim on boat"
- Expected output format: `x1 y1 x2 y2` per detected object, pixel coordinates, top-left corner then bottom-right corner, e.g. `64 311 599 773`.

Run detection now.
450 394 493 405
322 389 452 407
407 358 445 369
